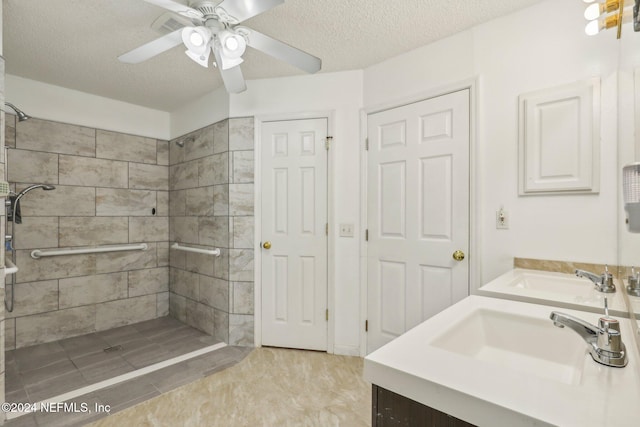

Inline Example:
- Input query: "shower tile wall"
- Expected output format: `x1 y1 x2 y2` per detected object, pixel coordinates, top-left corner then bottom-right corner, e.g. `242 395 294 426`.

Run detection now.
4 118 170 350
169 118 254 346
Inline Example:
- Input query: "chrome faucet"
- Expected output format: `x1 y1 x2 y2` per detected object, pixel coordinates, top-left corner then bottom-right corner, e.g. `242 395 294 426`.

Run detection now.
550 303 627 368
575 266 616 293
627 267 640 297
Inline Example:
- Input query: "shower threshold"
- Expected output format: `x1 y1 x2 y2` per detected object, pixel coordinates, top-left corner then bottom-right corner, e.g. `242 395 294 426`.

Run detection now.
4 316 251 426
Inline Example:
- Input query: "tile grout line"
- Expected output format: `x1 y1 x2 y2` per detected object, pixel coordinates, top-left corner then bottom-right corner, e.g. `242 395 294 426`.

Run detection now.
5 342 227 420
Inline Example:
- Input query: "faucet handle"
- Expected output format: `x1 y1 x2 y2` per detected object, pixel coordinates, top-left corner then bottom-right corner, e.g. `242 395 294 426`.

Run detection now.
599 314 619 332
627 267 640 296
629 267 640 284
598 316 623 353
602 265 616 292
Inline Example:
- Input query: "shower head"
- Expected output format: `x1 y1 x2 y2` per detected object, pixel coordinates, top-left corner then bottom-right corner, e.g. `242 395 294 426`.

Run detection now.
4 102 31 122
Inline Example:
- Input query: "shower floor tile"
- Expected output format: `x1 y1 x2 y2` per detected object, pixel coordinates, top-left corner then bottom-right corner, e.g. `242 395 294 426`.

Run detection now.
58 334 111 360
13 341 68 372
4 316 227 408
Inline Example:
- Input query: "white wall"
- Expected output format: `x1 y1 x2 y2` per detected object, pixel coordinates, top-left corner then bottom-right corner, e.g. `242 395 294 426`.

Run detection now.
170 86 229 139
363 30 475 108
363 0 620 285
229 71 364 356
5 75 170 140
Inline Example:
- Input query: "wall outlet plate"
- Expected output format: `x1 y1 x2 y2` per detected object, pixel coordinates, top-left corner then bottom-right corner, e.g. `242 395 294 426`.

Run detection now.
339 223 355 237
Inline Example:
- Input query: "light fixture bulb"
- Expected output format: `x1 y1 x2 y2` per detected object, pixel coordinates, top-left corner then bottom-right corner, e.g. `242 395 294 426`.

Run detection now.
225 37 239 51
585 3 603 20
585 19 602 35
189 32 205 47
182 26 212 55
584 10 631 36
219 30 247 60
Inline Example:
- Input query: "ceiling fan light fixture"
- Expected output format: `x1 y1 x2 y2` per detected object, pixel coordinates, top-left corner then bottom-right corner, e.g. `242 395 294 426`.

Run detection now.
120 0 320 94
182 26 212 55
185 48 211 67
219 30 247 59
190 32 205 46
225 37 239 51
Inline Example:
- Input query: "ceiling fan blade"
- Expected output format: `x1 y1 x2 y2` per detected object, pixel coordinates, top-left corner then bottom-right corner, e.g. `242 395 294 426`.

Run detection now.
118 29 184 63
213 46 247 93
143 0 204 20
220 65 247 93
216 0 284 23
242 28 321 74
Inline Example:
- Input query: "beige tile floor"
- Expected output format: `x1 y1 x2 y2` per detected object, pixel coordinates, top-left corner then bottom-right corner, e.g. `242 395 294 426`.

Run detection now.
88 347 371 427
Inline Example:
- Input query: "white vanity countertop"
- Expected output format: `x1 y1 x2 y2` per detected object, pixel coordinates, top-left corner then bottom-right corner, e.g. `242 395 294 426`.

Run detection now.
363 296 640 427
477 268 628 317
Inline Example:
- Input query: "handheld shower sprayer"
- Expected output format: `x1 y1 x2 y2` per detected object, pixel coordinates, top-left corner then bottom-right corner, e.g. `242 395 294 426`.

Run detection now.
8 184 56 224
5 184 55 313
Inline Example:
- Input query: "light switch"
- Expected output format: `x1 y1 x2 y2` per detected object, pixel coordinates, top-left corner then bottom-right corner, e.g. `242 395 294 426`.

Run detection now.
496 207 509 229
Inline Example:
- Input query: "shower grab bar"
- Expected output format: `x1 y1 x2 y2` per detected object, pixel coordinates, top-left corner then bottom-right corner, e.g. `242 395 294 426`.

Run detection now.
31 243 148 259
171 243 221 256
4 258 18 275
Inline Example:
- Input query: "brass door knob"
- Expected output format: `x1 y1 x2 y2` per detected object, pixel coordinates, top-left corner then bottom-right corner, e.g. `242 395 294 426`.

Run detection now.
262 241 272 250
452 250 465 261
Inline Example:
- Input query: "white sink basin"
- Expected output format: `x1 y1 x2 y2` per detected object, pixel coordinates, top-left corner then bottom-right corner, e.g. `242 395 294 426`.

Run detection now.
478 268 628 317
364 296 640 427
430 307 586 385
511 273 593 296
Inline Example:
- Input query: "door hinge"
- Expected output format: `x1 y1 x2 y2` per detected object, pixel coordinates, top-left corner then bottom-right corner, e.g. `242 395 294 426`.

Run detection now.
365 320 368 332
365 138 369 151
325 136 333 150
325 223 329 236
326 309 329 321
365 229 369 241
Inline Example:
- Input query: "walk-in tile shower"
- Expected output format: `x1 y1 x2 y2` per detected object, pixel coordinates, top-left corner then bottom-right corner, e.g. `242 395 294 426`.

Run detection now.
1 110 255 424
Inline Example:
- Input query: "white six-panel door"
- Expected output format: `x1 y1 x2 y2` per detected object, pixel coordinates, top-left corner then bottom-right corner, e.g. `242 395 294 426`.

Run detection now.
367 90 470 353
261 118 328 351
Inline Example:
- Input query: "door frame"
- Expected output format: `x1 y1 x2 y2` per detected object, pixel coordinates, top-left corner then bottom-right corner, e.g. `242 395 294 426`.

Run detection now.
254 111 336 353
359 79 480 356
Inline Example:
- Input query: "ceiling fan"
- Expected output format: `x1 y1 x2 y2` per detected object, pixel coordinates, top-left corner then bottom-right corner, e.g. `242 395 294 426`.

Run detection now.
119 0 322 94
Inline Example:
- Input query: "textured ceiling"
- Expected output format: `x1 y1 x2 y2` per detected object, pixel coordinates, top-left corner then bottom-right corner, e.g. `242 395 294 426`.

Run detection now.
3 0 543 111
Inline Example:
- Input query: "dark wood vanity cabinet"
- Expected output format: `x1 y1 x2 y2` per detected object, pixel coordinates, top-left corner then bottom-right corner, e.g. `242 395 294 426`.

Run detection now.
372 385 477 427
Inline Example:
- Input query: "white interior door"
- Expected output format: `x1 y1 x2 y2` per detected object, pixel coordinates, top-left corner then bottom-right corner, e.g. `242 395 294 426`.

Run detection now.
261 118 328 351
367 89 470 354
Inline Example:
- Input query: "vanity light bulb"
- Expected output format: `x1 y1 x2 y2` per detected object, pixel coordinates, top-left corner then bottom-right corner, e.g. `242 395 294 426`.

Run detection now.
585 20 601 35
584 4 602 20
